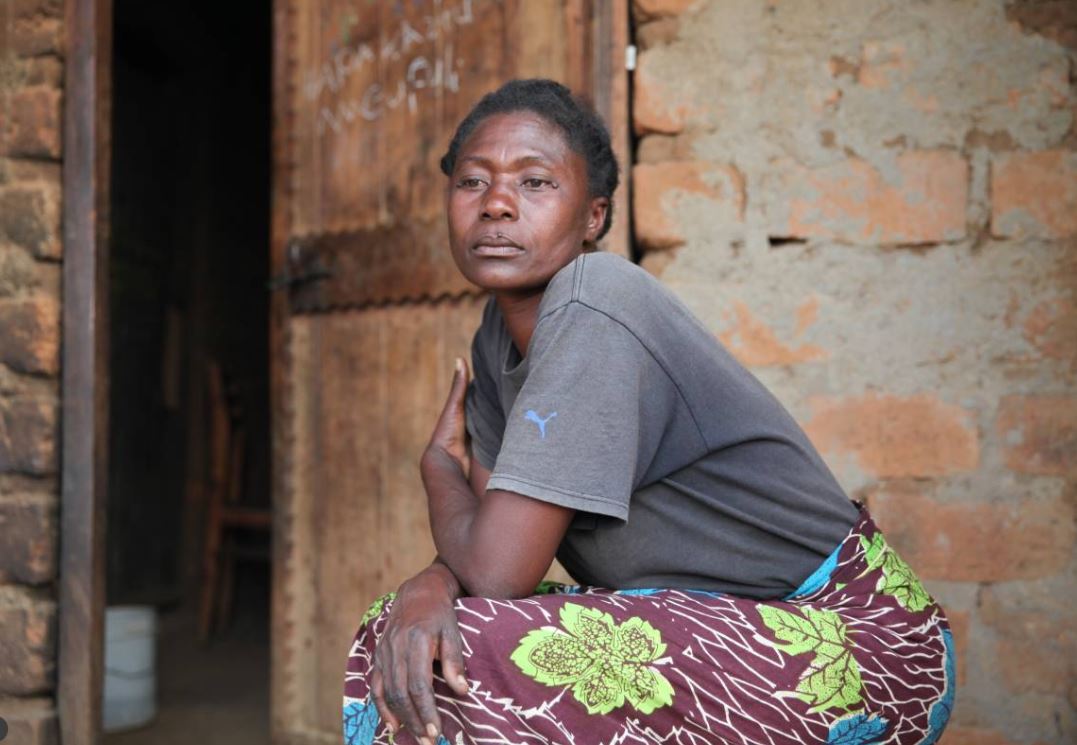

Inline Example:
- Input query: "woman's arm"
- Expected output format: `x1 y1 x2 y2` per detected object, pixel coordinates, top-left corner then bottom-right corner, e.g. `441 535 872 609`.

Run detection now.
422 359 574 599
371 367 571 740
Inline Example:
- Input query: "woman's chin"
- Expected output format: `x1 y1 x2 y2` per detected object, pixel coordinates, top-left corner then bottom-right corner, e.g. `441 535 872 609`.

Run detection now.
457 263 544 295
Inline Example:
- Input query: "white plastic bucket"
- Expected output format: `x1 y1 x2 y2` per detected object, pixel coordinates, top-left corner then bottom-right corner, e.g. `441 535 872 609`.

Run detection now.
103 605 157 732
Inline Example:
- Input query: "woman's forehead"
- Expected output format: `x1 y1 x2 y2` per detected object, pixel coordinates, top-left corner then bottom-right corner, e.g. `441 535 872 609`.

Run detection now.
455 111 576 167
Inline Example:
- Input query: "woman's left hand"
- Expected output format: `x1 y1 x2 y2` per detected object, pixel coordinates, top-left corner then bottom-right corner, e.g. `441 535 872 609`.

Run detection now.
423 358 470 476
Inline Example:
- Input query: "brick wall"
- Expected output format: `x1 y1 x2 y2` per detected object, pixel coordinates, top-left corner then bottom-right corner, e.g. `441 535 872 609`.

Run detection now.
0 0 64 742
632 0 1075 743
0 0 1072 742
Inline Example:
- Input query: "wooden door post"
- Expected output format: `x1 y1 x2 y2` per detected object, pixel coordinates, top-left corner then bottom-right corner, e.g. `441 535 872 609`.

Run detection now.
59 0 111 742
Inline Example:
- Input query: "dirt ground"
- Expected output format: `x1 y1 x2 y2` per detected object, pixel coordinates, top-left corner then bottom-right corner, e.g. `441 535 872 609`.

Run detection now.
104 573 270 745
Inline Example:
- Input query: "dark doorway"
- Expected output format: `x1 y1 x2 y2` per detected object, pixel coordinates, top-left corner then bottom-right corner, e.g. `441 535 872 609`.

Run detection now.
104 1 271 742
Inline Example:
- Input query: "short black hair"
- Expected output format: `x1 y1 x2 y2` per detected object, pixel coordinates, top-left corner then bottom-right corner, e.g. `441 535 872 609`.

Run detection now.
440 79 619 241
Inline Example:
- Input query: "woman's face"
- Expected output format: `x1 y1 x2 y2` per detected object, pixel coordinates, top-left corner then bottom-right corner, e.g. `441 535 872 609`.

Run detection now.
446 111 608 296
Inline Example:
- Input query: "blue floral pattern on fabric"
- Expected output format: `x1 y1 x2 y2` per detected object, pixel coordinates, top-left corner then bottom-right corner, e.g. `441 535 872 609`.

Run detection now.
343 697 380 745
921 629 955 745
827 712 888 744
615 588 664 596
786 543 841 599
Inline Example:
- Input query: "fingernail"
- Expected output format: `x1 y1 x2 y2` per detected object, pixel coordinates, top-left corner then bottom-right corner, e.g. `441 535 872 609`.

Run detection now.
426 723 439 739
456 675 468 690
454 358 464 375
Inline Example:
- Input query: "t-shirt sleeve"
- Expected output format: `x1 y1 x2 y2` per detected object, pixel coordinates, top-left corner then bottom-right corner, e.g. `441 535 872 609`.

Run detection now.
486 302 674 521
465 323 505 471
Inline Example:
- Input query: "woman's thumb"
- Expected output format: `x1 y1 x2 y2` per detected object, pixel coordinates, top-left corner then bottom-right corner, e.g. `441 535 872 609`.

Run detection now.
452 358 469 395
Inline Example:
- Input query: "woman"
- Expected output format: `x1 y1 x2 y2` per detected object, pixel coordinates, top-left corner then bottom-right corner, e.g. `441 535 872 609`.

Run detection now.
343 79 953 745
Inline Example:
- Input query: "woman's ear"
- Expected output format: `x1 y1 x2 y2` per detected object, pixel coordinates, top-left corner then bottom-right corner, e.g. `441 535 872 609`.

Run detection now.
584 196 610 244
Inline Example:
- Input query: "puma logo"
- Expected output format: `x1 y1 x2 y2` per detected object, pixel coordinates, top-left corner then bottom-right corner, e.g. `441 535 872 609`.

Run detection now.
524 410 557 439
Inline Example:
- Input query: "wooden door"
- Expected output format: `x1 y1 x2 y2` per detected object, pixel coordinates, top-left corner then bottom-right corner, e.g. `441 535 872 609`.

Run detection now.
269 1 628 741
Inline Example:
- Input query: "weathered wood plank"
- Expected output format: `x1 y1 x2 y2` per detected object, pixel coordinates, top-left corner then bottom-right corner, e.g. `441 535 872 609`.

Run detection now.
278 301 485 736
59 0 112 743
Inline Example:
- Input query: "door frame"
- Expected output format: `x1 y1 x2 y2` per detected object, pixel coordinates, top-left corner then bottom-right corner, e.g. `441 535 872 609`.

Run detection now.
58 0 111 743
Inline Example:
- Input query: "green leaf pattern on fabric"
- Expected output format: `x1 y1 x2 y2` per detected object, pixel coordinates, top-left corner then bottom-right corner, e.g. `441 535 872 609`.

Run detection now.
511 602 674 715
360 591 396 628
858 535 932 612
859 534 888 575
757 605 864 713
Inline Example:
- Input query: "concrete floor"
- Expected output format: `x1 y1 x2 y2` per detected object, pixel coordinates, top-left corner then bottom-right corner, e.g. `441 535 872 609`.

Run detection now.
104 573 270 745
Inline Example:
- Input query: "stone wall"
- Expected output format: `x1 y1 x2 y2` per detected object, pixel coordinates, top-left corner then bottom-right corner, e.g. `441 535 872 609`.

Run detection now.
0 0 64 742
631 1 1075 743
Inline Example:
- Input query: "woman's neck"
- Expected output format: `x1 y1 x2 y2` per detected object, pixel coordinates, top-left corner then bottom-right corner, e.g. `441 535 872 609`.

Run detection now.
494 290 544 359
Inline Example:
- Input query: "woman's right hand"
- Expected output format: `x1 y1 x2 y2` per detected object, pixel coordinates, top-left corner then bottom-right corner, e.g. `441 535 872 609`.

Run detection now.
370 562 470 743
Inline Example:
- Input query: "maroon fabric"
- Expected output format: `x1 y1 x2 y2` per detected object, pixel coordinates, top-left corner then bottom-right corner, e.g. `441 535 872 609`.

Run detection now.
344 507 953 744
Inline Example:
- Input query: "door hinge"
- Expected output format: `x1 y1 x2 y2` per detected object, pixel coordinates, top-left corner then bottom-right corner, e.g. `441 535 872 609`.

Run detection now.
267 242 332 291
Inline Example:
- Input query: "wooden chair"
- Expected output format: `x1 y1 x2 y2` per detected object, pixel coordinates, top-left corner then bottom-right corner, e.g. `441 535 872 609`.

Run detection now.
198 359 271 641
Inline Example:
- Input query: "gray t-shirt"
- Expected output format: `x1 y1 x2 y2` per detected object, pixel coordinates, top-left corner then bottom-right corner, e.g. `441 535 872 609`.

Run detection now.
465 252 858 599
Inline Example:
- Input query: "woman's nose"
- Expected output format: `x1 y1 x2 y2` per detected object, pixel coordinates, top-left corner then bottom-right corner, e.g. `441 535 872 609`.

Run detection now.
481 182 517 221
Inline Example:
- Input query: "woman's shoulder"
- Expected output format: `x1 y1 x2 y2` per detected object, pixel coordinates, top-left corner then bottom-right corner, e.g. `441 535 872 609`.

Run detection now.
540 251 669 322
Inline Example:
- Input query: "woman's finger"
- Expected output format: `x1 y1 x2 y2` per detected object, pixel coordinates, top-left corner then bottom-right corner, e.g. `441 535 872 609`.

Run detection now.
449 357 469 401
368 668 400 737
439 624 469 697
388 652 426 740
433 359 469 435
405 634 443 741
426 359 471 473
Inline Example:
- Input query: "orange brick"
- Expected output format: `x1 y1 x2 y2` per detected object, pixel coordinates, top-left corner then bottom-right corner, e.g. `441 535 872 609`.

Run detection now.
636 17 681 50
940 728 1016 745
13 0 64 19
868 482 1074 581
2 86 61 160
991 150 1077 239
9 17 62 57
996 396 1077 476
633 56 694 135
633 161 744 251
718 298 827 367
804 394 979 478
0 180 62 260
981 587 1076 697
0 587 56 695
0 499 56 585
1022 297 1077 365
633 0 698 22
995 625 1075 697
0 396 58 475
772 152 968 245
0 295 60 375
857 40 912 90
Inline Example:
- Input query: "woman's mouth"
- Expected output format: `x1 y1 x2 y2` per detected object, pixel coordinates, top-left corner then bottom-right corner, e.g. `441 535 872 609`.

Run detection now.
472 235 524 257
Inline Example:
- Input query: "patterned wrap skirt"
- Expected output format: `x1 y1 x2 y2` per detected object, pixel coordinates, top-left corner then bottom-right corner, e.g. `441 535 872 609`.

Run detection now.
343 506 954 744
